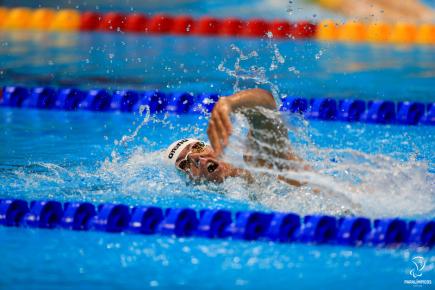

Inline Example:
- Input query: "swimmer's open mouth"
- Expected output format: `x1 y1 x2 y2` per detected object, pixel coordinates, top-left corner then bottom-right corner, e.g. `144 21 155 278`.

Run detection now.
207 161 218 173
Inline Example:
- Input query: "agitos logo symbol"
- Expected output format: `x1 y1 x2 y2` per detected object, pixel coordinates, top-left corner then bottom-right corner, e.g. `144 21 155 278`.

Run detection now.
403 256 432 287
410 256 426 279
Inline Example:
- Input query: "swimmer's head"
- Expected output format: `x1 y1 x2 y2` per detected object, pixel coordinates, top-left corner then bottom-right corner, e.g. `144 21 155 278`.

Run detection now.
165 138 201 165
165 138 241 183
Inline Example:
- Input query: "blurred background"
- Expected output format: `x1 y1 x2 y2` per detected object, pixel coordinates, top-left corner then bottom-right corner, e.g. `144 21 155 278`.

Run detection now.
1 0 434 102
0 0 433 21
0 0 339 20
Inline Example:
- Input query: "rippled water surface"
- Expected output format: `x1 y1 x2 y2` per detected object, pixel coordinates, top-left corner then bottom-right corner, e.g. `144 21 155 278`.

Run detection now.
0 106 434 289
0 31 434 102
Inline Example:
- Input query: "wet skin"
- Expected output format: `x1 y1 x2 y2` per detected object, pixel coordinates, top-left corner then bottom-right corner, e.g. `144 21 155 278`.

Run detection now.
175 142 242 183
175 88 306 186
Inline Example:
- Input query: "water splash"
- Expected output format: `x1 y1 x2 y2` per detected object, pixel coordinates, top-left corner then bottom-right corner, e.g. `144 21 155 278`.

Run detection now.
209 33 433 217
2 43 432 218
118 105 151 146
218 43 285 107
288 66 301 75
219 111 434 218
267 32 286 71
315 50 324 60
5 110 433 218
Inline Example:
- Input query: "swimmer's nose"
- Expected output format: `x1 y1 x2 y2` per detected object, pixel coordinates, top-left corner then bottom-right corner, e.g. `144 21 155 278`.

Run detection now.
190 154 218 173
190 153 207 167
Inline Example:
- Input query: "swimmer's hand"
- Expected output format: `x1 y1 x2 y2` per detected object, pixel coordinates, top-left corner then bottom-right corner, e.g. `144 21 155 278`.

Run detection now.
207 97 233 155
207 88 276 155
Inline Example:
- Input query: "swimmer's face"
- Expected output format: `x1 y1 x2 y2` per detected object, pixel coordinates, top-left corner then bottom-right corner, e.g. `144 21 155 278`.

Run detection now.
175 142 238 183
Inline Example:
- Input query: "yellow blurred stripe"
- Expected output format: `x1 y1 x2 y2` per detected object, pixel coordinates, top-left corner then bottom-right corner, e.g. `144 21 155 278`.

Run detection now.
389 23 417 44
0 7 9 28
338 21 367 42
366 22 391 43
29 8 55 30
49 9 81 31
316 19 339 41
416 24 435 45
2 7 32 29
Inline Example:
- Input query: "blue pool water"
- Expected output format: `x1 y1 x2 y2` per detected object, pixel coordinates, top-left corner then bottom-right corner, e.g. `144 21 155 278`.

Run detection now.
0 18 435 290
1 31 434 102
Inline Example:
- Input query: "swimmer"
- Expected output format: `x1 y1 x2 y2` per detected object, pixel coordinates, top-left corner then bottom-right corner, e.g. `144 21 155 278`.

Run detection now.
165 88 310 186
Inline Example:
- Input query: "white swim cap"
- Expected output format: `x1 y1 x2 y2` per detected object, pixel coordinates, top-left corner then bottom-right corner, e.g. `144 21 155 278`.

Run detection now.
165 138 201 165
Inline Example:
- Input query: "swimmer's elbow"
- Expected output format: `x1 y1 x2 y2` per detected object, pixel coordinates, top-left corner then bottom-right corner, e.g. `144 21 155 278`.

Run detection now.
229 88 277 111
250 88 277 109
250 88 272 96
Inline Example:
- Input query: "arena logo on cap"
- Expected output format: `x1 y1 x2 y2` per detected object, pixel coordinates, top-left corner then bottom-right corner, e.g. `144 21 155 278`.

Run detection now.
168 139 189 159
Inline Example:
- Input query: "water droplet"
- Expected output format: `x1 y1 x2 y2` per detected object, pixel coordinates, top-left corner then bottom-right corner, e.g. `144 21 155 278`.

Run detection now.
315 50 324 60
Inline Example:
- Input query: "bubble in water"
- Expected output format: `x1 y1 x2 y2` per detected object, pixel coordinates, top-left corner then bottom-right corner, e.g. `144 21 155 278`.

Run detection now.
287 0 294 14
315 50 324 60
288 66 300 75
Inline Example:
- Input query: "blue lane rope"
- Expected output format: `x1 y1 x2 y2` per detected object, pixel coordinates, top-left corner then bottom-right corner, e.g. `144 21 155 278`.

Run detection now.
0 86 434 126
0 199 433 248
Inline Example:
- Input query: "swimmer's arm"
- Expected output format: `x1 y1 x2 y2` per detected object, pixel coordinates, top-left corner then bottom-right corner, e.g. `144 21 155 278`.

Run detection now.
208 88 300 162
228 89 293 158
226 88 277 111
208 89 311 188
208 88 276 154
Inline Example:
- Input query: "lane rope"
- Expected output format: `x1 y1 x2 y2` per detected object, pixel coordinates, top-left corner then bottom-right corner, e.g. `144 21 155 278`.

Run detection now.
0 198 433 248
1 86 434 126
0 7 434 45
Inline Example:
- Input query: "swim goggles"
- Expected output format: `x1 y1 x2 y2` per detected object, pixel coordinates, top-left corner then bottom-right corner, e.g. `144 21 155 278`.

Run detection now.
177 141 206 172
